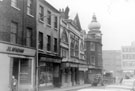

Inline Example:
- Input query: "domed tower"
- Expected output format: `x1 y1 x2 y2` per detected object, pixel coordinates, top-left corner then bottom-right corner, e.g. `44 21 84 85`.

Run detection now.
84 14 103 83
87 14 102 40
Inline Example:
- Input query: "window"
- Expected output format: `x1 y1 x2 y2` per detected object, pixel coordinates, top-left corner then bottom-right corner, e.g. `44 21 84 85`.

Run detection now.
38 32 43 49
26 28 32 47
54 38 57 52
10 22 18 44
39 5 44 21
27 0 33 16
62 29 68 43
70 40 74 56
75 44 79 57
61 49 68 58
47 10 51 25
90 42 95 51
47 35 51 51
91 56 95 65
54 16 58 29
11 0 18 8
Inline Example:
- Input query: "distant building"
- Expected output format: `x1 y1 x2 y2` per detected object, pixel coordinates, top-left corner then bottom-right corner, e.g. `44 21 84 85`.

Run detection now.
84 14 103 83
121 42 135 73
102 50 122 77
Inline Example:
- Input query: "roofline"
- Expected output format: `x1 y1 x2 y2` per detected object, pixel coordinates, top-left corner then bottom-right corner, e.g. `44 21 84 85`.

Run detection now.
41 0 60 13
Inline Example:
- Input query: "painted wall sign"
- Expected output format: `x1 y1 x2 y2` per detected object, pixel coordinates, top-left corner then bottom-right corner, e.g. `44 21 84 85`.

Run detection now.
7 47 24 53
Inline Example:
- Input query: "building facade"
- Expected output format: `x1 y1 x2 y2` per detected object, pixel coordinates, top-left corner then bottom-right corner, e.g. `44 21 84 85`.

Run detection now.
59 7 87 87
121 42 135 73
85 14 103 83
36 0 61 90
0 0 36 91
102 50 122 78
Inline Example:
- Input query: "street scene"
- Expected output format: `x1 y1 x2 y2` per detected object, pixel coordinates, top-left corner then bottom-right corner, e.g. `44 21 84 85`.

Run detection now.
0 0 135 91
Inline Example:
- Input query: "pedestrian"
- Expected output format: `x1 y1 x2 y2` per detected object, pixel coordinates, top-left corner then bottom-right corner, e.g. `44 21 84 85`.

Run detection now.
11 76 17 91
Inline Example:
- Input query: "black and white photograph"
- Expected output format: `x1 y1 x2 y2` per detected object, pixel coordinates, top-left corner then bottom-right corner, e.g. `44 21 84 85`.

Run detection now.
0 0 135 91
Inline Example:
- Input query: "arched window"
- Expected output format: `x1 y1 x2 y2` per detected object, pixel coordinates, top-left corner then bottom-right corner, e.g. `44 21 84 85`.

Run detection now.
75 43 79 57
80 42 83 51
70 39 74 56
62 28 68 43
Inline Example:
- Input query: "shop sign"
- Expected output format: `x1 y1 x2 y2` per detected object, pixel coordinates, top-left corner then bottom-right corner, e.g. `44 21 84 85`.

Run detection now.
0 43 35 56
7 46 24 53
70 63 78 67
40 57 61 63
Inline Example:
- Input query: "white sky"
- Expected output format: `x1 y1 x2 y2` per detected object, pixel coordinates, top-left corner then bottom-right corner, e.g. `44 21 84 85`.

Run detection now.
46 0 135 50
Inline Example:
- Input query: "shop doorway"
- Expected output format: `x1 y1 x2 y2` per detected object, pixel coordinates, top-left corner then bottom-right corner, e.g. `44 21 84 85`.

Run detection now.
11 58 32 91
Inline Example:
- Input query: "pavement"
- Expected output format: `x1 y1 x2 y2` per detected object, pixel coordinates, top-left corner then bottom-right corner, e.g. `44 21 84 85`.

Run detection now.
41 84 92 91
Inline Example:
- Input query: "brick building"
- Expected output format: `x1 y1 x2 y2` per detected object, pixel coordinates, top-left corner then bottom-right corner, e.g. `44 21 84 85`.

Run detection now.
36 0 62 90
0 0 36 91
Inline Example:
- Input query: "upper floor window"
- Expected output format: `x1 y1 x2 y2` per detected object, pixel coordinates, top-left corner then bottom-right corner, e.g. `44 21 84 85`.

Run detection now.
61 48 68 58
90 42 95 51
38 32 43 49
54 38 57 52
27 0 33 16
39 5 44 21
91 56 95 65
26 28 32 47
47 10 51 25
75 44 79 57
62 29 68 43
70 40 74 57
47 35 51 51
54 16 58 29
11 0 18 8
10 22 18 44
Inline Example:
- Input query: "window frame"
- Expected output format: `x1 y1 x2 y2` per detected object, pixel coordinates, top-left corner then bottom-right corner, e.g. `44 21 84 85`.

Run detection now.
10 21 18 44
38 32 43 50
27 0 34 17
47 10 51 25
26 28 32 47
39 5 44 22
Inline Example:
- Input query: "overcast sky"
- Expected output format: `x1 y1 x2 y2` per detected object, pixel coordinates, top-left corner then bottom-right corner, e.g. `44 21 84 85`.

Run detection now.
46 0 135 50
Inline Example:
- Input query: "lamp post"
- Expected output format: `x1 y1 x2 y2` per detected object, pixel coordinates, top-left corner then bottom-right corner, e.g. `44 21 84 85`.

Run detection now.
36 14 60 91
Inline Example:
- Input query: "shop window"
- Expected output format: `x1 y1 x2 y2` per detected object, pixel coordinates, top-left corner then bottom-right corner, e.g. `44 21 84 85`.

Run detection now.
20 59 32 84
39 63 53 86
12 58 32 86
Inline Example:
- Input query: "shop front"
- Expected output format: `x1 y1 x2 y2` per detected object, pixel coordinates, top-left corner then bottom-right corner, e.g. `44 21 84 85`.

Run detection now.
38 54 61 90
0 43 36 91
78 64 88 85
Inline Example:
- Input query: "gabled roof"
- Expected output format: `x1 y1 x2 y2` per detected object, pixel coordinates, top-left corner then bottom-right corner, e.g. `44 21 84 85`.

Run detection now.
74 14 82 31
